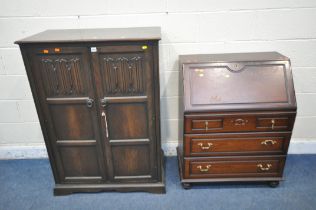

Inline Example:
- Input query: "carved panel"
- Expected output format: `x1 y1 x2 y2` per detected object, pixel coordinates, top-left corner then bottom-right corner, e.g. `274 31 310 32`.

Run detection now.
100 55 145 96
40 57 86 97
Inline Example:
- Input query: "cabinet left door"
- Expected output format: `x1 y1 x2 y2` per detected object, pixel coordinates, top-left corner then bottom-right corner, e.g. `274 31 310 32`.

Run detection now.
26 46 106 184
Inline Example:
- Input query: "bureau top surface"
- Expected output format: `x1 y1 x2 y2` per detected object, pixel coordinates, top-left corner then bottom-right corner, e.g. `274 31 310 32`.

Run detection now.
15 27 161 44
180 52 289 64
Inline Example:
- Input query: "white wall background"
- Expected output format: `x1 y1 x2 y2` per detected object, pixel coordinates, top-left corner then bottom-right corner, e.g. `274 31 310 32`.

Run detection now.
1 0 316 157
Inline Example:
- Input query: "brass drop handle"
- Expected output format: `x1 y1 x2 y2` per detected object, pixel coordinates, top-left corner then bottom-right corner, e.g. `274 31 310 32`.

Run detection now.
257 163 272 171
198 142 213 150
271 119 275 130
86 98 94 108
205 121 208 131
101 111 109 138
261 139 277 145
197 165 211 172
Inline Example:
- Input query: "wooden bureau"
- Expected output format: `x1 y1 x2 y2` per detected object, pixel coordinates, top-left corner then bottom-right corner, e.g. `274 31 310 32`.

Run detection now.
177 52 297 188
16 27 165 195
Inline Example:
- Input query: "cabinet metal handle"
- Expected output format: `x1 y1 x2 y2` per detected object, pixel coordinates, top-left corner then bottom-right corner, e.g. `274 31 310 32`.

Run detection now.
197 165 211 172
232 118 248 126
261 139 277 145
271 119 275 130
198 142 213 150
86 98 94 108
205 121 208 131
257 163 272 171
101 111 109 138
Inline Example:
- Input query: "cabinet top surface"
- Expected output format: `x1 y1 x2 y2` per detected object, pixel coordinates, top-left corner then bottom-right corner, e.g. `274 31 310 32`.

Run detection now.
15 27 161 44
180 52 289 64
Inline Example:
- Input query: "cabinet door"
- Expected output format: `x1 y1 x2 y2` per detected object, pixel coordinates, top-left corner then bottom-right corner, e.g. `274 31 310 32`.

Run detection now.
28 46 106 183
91 44 158 182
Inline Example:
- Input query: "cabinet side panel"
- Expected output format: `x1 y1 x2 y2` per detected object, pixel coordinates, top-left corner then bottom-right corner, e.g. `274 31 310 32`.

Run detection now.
152 42 163 180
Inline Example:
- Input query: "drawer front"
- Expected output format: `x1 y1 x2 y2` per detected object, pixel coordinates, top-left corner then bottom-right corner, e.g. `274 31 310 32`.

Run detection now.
184 132 291 156
184 113 295 134
184 156 285 179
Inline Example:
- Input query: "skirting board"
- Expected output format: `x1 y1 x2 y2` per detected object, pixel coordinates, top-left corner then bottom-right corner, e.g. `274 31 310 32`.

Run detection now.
0 139 316 159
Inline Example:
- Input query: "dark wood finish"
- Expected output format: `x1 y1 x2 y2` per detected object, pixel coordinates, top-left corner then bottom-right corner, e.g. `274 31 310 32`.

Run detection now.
178 52 297 188
16 28 165 195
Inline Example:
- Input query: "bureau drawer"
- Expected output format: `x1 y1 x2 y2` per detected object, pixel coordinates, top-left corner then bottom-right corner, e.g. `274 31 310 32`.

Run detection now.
184 132 291 156
184 156 285 179
184 112 295 134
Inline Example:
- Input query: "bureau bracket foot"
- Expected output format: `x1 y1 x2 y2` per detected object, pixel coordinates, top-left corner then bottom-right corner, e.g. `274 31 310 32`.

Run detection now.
268 181 279 188
182 183 192 190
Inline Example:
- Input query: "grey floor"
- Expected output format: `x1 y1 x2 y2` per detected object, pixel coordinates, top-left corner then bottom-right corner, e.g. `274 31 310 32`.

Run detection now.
0 155 315 210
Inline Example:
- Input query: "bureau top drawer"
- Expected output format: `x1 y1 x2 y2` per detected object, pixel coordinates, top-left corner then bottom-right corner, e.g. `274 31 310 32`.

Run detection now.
184 112 296 134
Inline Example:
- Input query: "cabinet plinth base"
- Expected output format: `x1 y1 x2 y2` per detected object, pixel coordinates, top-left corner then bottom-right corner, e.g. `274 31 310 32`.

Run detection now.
54 182 165 196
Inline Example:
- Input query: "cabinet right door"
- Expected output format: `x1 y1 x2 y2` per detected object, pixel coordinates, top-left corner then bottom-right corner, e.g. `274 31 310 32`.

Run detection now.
91 44 158 182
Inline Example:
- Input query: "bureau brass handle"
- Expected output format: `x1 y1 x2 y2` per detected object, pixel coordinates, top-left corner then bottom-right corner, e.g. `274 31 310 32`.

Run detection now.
257 163 272 171
197 165 211 172
197 142 213 150
86 98 94 108
101 111 109 138
205 121 208 131
261 139 277 145
271 119 275 130
232 118 248 126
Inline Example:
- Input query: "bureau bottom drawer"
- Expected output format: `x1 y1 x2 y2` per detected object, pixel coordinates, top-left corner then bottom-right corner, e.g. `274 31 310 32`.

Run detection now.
183 156 285 179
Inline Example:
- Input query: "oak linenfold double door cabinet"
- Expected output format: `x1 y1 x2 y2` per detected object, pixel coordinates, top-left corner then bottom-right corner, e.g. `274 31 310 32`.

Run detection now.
177 52 297 189
15 27 165 195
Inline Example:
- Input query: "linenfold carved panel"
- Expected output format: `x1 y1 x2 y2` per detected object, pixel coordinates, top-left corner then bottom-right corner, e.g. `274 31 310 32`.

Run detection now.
40 57 86 96
100 55 145 96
